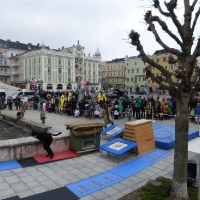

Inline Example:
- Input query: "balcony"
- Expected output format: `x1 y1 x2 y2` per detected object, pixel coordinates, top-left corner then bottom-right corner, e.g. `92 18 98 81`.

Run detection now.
0 73 10 77
10 63 19 67
0 62 9 67
10 72 19 76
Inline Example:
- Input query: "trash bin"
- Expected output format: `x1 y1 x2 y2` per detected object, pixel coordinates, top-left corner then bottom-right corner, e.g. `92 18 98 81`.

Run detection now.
66 122 104 153
187 160 197 187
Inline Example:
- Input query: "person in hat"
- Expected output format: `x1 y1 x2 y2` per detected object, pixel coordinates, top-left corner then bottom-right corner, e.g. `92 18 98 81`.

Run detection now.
31 130 54 159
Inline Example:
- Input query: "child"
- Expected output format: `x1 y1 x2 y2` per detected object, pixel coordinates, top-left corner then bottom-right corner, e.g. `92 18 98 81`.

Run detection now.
113 105 120 120
40 107 46 124
126 105 132 121
74 108 80 117
190 107 195 123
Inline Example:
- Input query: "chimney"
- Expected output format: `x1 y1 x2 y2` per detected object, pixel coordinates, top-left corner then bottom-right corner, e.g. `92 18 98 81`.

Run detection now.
16 41 20 43
28 43 32 46
37 43 40 48
88 53 90 57
7 39 11 42
62 46 64 49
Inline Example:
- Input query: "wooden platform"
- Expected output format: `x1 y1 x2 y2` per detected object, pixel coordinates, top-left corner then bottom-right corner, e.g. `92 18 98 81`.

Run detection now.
124 119 156 155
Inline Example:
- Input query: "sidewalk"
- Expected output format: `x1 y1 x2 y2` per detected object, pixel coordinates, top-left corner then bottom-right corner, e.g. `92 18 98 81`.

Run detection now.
0 109 199 200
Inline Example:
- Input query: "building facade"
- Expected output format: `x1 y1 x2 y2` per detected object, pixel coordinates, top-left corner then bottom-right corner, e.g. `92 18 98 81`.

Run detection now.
150 49 178 93
125 55 146 94
23 41 102 91
0 40 10 84
105 58 125 91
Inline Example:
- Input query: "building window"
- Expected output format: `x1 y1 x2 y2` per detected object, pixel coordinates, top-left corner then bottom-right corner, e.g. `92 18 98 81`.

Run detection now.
128 69 130 73
29 68 31 74
11 53 13 57
137 68 139 73
48 77 51 82
68 69 71 74
93 63 95 68
46 84 52 90
171 65 173 69
139 77 141 81
127 63 128 66
132 69 134 73
34 59 36 65
93 79 95 83
165 66 168 69
48 67 51 74
135 62 137 65
122 65 123 68
38 67 40 74
163 57 166 62
84 63 86 67
143 77 145 81
135 78 137 82
127 78 129 82
122 72 123 75
156 59 159 62
33 67 36 74
38 57 40 64
131 78 133 82
58 68 62 74
68 78 71 82
58 59 61 65
58 77 62 83
68 60 71 66
48 57 51 65
29 59 31 65
25 68 27 75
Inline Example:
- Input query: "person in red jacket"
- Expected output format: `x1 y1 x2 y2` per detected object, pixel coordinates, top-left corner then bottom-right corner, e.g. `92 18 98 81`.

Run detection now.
32 131 54 159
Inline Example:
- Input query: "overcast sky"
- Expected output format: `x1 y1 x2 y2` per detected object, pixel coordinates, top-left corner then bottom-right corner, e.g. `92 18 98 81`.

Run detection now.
1 0 200 61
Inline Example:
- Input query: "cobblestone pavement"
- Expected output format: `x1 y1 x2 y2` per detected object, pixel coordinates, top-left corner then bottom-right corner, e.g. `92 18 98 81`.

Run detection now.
0 108 199 200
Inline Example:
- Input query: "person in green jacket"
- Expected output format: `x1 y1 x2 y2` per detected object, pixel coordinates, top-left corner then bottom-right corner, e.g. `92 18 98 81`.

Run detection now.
135 96 142 119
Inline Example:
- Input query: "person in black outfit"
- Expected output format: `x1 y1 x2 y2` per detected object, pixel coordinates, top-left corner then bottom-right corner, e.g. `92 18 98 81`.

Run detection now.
32 131 54 159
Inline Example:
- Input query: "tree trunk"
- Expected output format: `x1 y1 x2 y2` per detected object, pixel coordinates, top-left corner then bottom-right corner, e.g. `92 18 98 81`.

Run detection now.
170 93 190 200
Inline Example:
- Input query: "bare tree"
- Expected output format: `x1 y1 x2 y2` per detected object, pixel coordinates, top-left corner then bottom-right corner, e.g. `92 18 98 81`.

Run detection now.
129 0 200 199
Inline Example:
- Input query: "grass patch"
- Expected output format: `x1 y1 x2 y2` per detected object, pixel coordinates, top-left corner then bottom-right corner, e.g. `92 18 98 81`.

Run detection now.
119 177 198 200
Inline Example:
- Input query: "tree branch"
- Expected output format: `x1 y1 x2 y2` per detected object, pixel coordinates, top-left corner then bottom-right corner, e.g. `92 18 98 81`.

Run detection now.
164 0 184 40
129 30 176 90
192 38 200 58
153 0 170 17
144 11 182 58
191 0 198 11
150 15 184 50
191 6 200 35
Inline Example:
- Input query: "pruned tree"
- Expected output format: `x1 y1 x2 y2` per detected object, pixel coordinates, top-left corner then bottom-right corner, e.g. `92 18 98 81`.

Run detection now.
128 0 200 199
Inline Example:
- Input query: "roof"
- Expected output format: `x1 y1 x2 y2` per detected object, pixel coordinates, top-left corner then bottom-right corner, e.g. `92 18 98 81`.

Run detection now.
106 58 125 63
9 41 38 50
153 49 168 55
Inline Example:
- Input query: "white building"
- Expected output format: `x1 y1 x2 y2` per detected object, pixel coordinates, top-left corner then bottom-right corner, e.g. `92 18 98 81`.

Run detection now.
24 40 102 91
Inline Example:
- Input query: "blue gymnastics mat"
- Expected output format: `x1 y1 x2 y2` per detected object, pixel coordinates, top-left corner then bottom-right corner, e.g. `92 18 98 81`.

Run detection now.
152 123 199 150
0 160 22 171
101 124 116 134
109 149 171 178
66 172 124 197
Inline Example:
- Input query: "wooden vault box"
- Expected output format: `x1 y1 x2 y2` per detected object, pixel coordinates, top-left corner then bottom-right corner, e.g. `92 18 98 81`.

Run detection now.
124 119 156 155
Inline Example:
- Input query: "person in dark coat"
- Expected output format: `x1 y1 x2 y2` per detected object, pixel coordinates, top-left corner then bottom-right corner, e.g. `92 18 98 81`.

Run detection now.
32 131 54 158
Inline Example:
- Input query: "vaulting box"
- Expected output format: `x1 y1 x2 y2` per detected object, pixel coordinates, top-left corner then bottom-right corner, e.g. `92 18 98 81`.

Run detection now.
124 119 155 155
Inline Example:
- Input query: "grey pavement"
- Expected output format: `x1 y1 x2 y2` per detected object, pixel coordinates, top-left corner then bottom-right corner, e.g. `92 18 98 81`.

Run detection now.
0 108 199 200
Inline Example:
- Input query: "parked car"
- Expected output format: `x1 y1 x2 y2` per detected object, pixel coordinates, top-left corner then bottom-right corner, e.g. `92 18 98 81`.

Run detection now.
136 91 146 95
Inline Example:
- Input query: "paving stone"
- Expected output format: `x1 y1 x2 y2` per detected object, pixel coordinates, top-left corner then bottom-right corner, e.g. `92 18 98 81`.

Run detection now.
91 190 109 200
105 192 124 200
101 186 119 196
11 168 24 174
111 182 127 191
29 170 43 177
31 185 48 194
49 174 62 181
25 180 42 188
56 178 69 187
121 179 135 188
86 171 99 177
0 188 15 199
0 182 10 191
4 175 21 184
0 175 5 184
57 169 68 176
41 179 59 190
20 175 35 183
80 195 97 200
15 171 30 178
24 167 38 173
120 187 134 195
42 169 56 176
34 174 50 182
17 189 34 198
10 181 29 193
76 172 89 179
37 166 51 172
0 170 14 178
70 168 83 175
71 163 86 170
